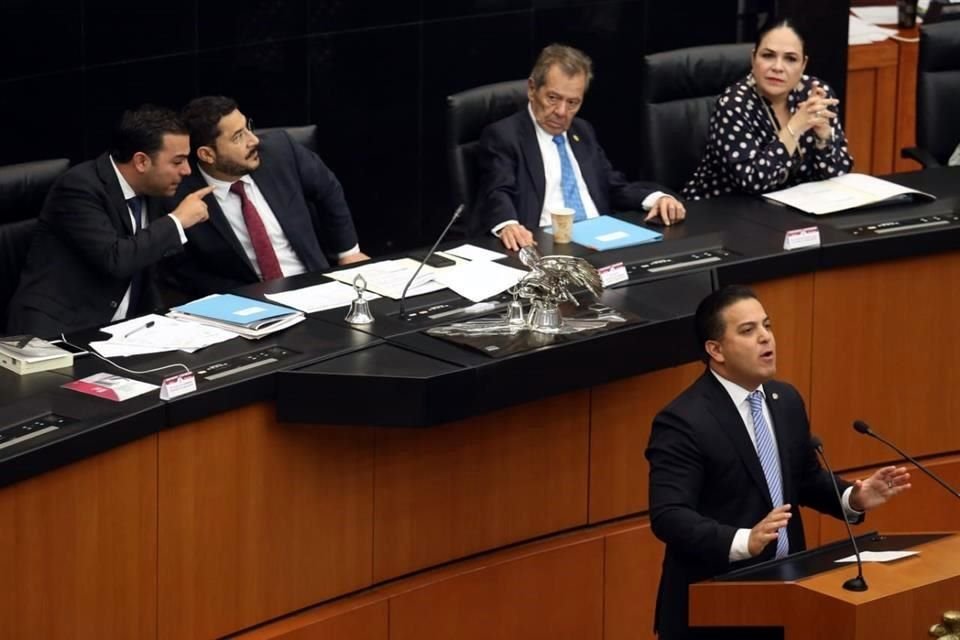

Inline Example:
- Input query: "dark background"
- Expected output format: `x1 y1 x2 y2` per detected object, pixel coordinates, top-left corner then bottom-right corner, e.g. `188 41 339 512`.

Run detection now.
0 0 849 253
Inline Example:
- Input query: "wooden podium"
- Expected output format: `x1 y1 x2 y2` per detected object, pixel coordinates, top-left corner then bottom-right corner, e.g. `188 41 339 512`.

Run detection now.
690 533 960 639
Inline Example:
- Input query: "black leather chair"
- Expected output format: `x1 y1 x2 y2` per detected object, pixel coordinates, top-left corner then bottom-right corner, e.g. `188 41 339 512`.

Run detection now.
901 21 960 167
255 124 318 153
445 80 528 223
638 43 753 191
0 158 70 334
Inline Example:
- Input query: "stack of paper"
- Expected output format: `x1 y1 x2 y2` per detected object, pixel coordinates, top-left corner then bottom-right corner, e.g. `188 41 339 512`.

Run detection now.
265 280 382 313
327 259 447 299
168 294 305 339
763 173 935 215
91 314 237 358
849 15 899 44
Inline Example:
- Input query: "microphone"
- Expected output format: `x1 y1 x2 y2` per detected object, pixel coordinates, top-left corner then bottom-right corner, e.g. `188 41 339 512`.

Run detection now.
398 204 463 319
811 434 868 592
853 420 960 500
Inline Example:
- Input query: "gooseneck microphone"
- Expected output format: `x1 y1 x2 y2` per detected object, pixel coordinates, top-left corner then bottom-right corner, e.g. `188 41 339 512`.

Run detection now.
398 204 464 319
811 434 868 592
853 420 960 500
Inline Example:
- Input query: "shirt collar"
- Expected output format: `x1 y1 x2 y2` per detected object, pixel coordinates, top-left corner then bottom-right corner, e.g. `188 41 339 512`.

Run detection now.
109 156 137 201
710 367 765 409
198 165 255 202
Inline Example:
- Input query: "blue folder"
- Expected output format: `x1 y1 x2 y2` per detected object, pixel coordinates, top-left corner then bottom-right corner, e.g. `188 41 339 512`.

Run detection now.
172 294 299 329
546 215 663 251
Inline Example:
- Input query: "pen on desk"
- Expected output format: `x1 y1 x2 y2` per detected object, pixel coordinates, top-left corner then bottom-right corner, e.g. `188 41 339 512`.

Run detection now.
123 320 155 339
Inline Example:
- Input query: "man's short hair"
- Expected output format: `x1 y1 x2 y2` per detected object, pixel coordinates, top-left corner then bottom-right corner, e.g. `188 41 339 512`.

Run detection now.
694 285 759 356
529 44 594 91
181 95 240 156
109 105 187 163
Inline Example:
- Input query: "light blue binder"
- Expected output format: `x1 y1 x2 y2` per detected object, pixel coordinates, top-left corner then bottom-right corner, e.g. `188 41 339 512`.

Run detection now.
546 215 663 251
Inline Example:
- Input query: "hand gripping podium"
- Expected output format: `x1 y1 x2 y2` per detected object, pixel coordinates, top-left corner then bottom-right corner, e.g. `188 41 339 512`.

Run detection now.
690 532 960 639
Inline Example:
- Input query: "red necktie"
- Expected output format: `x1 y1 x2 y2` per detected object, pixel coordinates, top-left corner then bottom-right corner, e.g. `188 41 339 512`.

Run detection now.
229 181 283 281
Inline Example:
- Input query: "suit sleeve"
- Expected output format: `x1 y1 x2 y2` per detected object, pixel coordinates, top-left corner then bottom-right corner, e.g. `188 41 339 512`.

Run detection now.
290 135 359 255
646 409 740 575
46 177 182 280
575 119 667 211
474 124 523 233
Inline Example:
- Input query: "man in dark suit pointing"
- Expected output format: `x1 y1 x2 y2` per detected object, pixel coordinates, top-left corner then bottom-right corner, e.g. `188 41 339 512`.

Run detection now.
474 44 685 250
166 96 368 298
646 285 911 639
8 106 212 336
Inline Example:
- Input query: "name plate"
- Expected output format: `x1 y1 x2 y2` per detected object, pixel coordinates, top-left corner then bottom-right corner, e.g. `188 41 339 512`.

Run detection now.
598 262 628 287
160 372 197 400
783 226 821 250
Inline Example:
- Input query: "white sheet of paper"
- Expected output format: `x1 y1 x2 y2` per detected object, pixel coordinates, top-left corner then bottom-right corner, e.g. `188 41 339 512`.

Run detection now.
265 280 382 313
850 6 898 25
95 313 236 357
433 260 526 303
835 550 919 563
328 259 446 299
443 244 508 262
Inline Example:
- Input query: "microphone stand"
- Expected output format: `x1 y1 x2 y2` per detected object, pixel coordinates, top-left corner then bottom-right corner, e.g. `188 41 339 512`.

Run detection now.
853 420 960 500
398 204 463 319
812 435 868 591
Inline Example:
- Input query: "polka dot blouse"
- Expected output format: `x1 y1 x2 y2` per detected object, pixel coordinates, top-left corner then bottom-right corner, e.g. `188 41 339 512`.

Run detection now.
682 74 854 200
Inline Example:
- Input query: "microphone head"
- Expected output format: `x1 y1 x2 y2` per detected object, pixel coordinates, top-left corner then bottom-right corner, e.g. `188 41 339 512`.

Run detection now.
810 434 823 451
853 420 872 435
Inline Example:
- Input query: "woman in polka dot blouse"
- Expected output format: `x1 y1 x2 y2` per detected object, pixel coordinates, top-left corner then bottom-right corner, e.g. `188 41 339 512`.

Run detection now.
682 19 853 200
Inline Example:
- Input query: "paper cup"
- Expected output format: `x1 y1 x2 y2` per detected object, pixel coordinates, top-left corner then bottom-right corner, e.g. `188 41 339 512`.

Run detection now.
550 207 575 243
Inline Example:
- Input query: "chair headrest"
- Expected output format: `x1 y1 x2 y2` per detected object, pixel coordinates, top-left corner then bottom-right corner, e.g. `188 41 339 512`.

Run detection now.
642 43 754 104
920 21 960 72
0 158 70 222
255 125 318 153
447 80 529 145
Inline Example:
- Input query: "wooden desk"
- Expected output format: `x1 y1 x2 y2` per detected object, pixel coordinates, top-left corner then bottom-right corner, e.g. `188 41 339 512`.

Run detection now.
846 26 921 174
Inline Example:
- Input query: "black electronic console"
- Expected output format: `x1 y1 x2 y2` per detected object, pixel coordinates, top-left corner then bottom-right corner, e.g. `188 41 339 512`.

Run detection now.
846 213 960 237
619 248 739 282
193 346 301 383
0 413 77 454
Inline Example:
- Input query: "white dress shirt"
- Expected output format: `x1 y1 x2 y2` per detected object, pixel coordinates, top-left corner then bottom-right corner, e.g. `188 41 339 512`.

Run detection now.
198 168 308 280
492 105 664 235
709 369 860 562
108 158 186 321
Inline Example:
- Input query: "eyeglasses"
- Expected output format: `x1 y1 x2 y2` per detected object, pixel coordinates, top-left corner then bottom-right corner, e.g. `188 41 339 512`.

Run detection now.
230 118 256 144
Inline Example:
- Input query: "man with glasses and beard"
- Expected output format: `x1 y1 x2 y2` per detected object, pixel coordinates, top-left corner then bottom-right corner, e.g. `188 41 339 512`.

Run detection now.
165 95 368 298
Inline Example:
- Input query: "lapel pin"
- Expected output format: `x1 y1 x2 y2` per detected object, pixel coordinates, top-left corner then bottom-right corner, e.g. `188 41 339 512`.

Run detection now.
572 134 580 142
771 392 779 400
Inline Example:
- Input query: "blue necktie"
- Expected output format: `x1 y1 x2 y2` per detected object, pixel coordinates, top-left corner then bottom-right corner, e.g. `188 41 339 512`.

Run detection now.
127 197 143 315
552 134 588 222
748 390 789 559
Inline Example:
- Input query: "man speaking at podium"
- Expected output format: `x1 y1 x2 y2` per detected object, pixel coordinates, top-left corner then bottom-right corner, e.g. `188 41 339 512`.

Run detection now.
646 285 911 640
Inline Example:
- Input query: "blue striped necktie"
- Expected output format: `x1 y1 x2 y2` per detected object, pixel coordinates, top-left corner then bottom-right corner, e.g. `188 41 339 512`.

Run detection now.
552 134 587 222
748 390 789 559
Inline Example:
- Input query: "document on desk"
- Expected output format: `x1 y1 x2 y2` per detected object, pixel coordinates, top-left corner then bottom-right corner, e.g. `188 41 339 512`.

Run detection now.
432 260 526 303
764 173 935 215
265 280 382 313
93 314 237 357
443 244 508 262
327 259 446 299
835 550 919 563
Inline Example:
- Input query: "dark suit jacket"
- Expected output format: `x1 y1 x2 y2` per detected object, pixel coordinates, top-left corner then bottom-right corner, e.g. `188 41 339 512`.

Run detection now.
646 370 855 639
7 154 183 337
164 131 359 298
474 109 662 233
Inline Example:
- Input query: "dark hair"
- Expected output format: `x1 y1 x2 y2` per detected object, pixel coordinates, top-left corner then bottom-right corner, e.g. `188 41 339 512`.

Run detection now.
754 18 806 57
530 44 594 91
694 285 759 358
109 105 187 163
181 95 239 155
